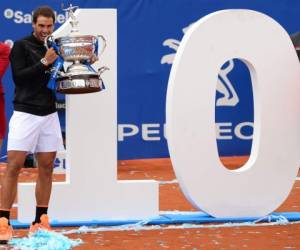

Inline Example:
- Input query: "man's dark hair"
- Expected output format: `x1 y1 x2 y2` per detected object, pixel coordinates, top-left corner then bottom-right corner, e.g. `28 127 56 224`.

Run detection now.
32 6 55 23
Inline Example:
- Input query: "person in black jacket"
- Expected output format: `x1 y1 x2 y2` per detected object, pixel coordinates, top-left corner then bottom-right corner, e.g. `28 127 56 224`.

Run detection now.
0 6 63 242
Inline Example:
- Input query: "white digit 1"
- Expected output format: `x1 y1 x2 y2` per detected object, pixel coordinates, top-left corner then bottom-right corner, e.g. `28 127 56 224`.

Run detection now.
166 10 300 217
18 9 158 222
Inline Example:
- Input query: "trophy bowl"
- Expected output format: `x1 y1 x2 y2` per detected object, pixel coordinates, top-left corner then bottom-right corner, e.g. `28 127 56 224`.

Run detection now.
55 35 98 62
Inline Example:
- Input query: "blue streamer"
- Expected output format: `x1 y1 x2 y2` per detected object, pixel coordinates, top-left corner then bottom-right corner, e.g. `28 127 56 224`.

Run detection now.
83 61 97 73
48 56 64 90
50 40 59 53
95 39 99 55
47 41 65 91
83 62 106 89
101 81 106 89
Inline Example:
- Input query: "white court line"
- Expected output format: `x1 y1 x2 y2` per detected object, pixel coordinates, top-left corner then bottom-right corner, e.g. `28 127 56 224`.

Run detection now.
158 179 178 185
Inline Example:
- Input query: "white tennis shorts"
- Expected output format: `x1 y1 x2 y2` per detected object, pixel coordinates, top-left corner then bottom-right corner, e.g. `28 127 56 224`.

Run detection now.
7 111 64 153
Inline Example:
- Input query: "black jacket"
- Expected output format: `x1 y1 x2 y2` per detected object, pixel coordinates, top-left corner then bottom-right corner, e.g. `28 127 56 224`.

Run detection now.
10 33 56 116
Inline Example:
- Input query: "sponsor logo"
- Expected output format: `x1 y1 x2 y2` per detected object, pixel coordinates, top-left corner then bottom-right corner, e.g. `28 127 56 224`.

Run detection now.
3 8 68 24
161 22 239 107
118 122 253 142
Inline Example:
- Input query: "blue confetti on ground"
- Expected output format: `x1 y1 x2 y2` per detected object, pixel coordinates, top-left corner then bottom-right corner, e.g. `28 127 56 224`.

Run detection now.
9 230 83 250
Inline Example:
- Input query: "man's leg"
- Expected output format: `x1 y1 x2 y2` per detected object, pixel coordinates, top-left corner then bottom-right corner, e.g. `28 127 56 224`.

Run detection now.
0 150 27 243
35 152 56 207
1 151 27 210
30 112 62 232
29 151 56 233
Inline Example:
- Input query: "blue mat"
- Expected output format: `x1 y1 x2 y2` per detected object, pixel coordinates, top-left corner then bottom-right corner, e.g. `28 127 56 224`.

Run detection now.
9 211 300 229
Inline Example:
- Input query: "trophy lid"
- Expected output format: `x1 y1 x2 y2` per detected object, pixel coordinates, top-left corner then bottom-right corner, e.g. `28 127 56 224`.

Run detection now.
63 4 80 35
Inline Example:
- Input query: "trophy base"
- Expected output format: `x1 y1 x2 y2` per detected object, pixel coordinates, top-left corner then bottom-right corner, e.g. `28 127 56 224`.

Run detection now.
56 74 104 94
58 87 101 94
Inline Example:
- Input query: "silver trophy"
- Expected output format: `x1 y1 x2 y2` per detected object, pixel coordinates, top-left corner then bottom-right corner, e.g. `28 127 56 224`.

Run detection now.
46 5 108 94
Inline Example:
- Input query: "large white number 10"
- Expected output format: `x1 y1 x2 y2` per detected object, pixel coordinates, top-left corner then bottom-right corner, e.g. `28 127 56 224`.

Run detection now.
17 9 300 222
166 10 300 217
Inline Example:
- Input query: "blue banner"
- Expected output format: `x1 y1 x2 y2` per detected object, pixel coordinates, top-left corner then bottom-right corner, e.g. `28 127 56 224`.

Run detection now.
0 0 299 160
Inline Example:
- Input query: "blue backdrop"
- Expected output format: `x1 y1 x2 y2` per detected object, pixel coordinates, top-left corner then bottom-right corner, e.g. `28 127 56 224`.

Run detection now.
0 0 299 160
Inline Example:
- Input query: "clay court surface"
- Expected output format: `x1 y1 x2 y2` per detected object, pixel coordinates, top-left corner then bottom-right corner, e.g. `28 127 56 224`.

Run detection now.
0 157 299 249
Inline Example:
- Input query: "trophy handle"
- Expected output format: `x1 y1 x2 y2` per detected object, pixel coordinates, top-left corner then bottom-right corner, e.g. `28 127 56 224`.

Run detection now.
97 35 107 57
98 66 110 77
